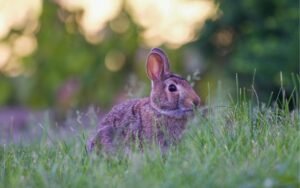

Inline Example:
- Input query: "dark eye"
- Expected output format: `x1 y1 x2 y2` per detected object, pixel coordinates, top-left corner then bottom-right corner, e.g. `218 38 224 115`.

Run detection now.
168 84 177 92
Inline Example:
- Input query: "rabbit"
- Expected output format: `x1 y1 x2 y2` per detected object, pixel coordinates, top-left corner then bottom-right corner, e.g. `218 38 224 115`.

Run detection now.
87 48 201 154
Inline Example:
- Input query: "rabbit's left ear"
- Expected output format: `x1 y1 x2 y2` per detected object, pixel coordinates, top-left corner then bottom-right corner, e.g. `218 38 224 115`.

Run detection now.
146 48 170 81
151 48 170 73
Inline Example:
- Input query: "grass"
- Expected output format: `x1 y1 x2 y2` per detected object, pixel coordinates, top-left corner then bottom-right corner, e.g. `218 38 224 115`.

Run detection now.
0 89 299 188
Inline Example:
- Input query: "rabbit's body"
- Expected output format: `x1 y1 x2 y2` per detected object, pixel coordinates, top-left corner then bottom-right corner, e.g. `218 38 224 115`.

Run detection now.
87 48 200 154
88 98 188 153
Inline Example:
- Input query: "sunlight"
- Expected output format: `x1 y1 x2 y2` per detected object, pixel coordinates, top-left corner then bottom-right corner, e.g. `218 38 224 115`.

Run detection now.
0 0 42 76
213 29 234 48
0 0 42 40
109 13 130 34
105 50 126 72
13 35 37 57
57 0 218 47
0 43 11 68
0 0 218 75
126 0 218 48
57 0 122 42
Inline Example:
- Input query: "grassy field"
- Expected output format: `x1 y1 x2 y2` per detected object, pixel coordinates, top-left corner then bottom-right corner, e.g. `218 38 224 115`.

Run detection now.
0 93 299 188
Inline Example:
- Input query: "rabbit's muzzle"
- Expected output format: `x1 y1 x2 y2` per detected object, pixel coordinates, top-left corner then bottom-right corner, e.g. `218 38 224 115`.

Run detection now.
182 91 201 110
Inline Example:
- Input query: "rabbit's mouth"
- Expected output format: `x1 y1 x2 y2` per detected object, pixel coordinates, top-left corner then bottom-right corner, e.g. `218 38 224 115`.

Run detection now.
151 103 195 118
182 109 194 113
179 106 199 116
181 108 195 115
172 105 194 115
170 109 195 118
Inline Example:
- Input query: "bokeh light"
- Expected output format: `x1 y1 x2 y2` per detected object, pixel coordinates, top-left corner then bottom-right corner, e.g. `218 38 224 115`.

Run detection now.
56 0 123 43
0 0 296 118
126 0 218 48
0 0 217 76
56 0 218 47
105 50 126 72
0 0 42 76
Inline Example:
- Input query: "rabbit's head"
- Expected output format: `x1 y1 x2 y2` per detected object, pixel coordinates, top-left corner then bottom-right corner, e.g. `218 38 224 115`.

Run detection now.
146 48 201 118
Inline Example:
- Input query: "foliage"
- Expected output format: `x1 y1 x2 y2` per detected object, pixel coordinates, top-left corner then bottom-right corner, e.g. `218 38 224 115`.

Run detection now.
0 1 143 108
192 0 298 100
0 0 298 110
28 1 142 108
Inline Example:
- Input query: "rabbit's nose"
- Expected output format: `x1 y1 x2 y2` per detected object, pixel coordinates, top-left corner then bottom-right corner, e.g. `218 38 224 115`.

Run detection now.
193 100 199 107
192 97 201 107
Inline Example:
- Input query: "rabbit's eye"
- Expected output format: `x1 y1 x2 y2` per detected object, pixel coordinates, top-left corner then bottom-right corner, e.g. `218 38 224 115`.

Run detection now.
168 84 177 92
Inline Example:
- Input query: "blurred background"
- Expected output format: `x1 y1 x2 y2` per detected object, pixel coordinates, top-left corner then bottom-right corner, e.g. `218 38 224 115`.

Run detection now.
0 0 298 118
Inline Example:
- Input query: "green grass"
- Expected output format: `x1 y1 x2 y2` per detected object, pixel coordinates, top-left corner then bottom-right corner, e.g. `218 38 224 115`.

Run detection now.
0 98 299 188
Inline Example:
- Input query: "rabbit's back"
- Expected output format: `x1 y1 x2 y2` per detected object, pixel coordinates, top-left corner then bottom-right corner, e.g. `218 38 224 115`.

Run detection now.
100 98 144 128
87 98 148 153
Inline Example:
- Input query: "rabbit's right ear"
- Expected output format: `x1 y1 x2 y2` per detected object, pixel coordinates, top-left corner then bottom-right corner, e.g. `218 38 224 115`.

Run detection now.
146 48 169 81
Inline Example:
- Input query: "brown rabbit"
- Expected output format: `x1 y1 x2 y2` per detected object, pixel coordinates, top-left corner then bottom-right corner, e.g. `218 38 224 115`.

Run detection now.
87 48 200 154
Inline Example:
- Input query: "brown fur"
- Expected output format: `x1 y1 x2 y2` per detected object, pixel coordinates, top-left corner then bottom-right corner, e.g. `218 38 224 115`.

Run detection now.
87 48 200 154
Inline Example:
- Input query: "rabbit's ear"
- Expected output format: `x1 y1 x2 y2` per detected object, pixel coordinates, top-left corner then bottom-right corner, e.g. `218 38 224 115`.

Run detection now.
146 48 170 81
151 48 170 73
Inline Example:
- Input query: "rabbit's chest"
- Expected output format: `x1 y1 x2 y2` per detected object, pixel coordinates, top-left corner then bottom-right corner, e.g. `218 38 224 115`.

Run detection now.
157 117 187 138
141 111 187 143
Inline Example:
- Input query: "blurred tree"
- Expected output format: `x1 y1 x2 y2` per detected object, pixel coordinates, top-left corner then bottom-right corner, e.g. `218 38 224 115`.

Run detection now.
0 0 190 110
28 1 141 109
0 0 298 111
192 0 299 102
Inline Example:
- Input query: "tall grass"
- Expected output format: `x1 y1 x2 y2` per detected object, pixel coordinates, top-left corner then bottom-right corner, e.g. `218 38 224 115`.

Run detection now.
0 81 299 188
